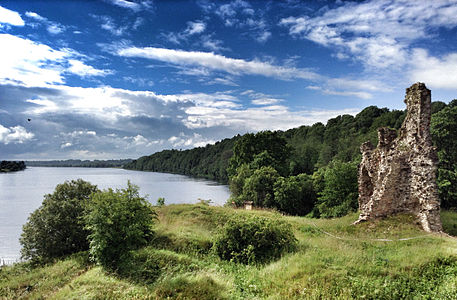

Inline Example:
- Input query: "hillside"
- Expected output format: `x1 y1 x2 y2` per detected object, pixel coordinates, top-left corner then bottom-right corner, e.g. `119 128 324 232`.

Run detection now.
1 204 457 299
124 101 451 184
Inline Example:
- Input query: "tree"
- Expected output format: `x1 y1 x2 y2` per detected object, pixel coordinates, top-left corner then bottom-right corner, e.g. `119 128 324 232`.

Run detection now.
431 102 457 208
20 179 99 263
274 174 316 216
228 163 253 206
228 131 290 177
242 166 279 208
84 182 156 270
314 160 358 218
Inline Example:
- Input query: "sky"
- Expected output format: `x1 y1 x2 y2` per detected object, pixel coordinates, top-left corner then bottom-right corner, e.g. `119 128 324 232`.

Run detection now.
1 0 457 160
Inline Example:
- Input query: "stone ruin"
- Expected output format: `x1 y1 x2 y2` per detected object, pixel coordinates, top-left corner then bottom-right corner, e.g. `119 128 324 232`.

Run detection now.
356 82 442 232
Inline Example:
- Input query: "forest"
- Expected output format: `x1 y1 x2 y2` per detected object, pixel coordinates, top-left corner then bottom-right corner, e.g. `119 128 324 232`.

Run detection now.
125 100 457 216
0 161 26 173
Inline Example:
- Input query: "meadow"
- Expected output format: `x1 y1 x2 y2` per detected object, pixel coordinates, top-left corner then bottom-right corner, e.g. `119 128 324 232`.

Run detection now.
1 204 456 299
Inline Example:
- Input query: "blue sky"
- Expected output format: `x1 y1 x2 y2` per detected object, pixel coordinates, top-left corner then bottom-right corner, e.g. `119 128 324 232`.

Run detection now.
1 0 457 160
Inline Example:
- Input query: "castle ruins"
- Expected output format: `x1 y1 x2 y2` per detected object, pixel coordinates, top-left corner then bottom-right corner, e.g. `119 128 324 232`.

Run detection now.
356 83 442 232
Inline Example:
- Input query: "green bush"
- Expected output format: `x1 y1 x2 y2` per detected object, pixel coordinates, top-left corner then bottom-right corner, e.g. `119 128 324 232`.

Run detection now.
214 215 297 264
20 179 99 263
314 160 359 218
84 182 156 270
242 166 279 208
274 174 316 216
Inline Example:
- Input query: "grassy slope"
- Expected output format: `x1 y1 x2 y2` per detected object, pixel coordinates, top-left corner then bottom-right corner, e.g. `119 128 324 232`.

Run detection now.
1 205 456 299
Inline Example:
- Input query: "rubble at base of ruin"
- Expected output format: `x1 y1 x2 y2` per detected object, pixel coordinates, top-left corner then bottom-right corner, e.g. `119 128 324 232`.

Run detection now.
356 82 442 232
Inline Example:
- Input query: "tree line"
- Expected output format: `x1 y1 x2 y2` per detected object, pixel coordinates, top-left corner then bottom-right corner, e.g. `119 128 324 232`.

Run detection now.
0 161 26 173
125 100 457 215
26 159 132 168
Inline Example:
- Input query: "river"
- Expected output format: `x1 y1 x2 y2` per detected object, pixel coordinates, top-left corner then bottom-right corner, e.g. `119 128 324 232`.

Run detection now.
0 167 230 263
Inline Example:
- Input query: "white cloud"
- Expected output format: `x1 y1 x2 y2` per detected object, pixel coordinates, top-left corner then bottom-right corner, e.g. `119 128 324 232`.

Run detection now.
410 49 457 89
99 15 127 36
162 20 207 45
212 0 271 42
168 133 215 148
257 31 271 43
25 11 65 34
61 142 72 149
117 46 319 80
67 60 112 77
26 98 58 113
0 124 34 144
25 11 46 22
18 82 362 144
133 134 148 145
185 21 206 35
306 85 372 100
251 98 281 105
106 0 142 11
47 24 64 34
280 0 457 69
0 5 24 26
0 34 111 87
183 105 360 131
201 35 226 51
0 34 66 86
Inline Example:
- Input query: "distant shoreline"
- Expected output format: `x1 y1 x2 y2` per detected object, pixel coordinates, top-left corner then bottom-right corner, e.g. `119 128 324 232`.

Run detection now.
25 159 132 168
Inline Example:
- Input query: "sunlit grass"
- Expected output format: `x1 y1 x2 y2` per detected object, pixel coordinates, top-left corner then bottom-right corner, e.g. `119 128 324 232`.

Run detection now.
2 205 456 299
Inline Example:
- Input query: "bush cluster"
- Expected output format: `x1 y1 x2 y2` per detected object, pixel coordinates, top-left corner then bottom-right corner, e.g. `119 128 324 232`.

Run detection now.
20 180 156 269
213 215 297 264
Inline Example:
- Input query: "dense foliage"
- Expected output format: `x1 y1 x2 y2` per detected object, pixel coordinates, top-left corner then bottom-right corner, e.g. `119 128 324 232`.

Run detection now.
0 161 25 172
312 160 359 217
84 182 156 270
20 179 99 263
431 100 457 209
126 101 457 214
213 215 297 264
26 159 132 168
124 137 238 183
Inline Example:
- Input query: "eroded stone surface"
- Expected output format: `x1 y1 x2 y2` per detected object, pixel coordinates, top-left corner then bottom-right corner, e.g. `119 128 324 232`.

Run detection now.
356 83 442 232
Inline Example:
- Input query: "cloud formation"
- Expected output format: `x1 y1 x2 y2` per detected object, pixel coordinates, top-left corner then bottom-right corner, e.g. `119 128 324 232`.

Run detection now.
105 0 153 12
0 5 24 26
25 11 65 34
0 124 34 144
0 34 110 87
280 0 457 69
117 46 319 80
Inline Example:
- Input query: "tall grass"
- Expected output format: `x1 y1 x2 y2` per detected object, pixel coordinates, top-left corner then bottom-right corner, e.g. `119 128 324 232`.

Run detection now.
1 204 456 299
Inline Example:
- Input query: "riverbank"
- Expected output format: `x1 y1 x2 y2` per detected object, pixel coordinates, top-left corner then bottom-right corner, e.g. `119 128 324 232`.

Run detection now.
1 204 456 299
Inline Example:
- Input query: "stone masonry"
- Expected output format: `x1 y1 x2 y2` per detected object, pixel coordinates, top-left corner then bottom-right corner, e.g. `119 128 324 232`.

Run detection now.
356 83 442 232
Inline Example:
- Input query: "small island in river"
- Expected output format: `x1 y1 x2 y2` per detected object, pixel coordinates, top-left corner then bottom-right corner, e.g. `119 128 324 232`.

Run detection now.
0 161 26 173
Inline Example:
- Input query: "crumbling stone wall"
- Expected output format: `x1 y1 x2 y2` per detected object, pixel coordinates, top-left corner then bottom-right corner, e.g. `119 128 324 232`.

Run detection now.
356 83 442 232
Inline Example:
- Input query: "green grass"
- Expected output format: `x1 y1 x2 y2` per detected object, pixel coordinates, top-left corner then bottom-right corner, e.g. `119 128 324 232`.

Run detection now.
1 204 457 299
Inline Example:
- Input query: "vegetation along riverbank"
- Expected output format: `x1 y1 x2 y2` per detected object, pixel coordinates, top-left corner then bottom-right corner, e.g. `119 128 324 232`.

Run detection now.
0 161 26 173
1 186 457 299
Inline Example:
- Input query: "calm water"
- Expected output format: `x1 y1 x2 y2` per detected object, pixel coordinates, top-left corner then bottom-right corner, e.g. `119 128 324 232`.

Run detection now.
0 167 230 262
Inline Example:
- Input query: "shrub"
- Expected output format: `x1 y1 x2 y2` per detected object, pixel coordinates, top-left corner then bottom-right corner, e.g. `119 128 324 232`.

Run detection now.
214 215 297 264
20 179 98 263
84 182 156 270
